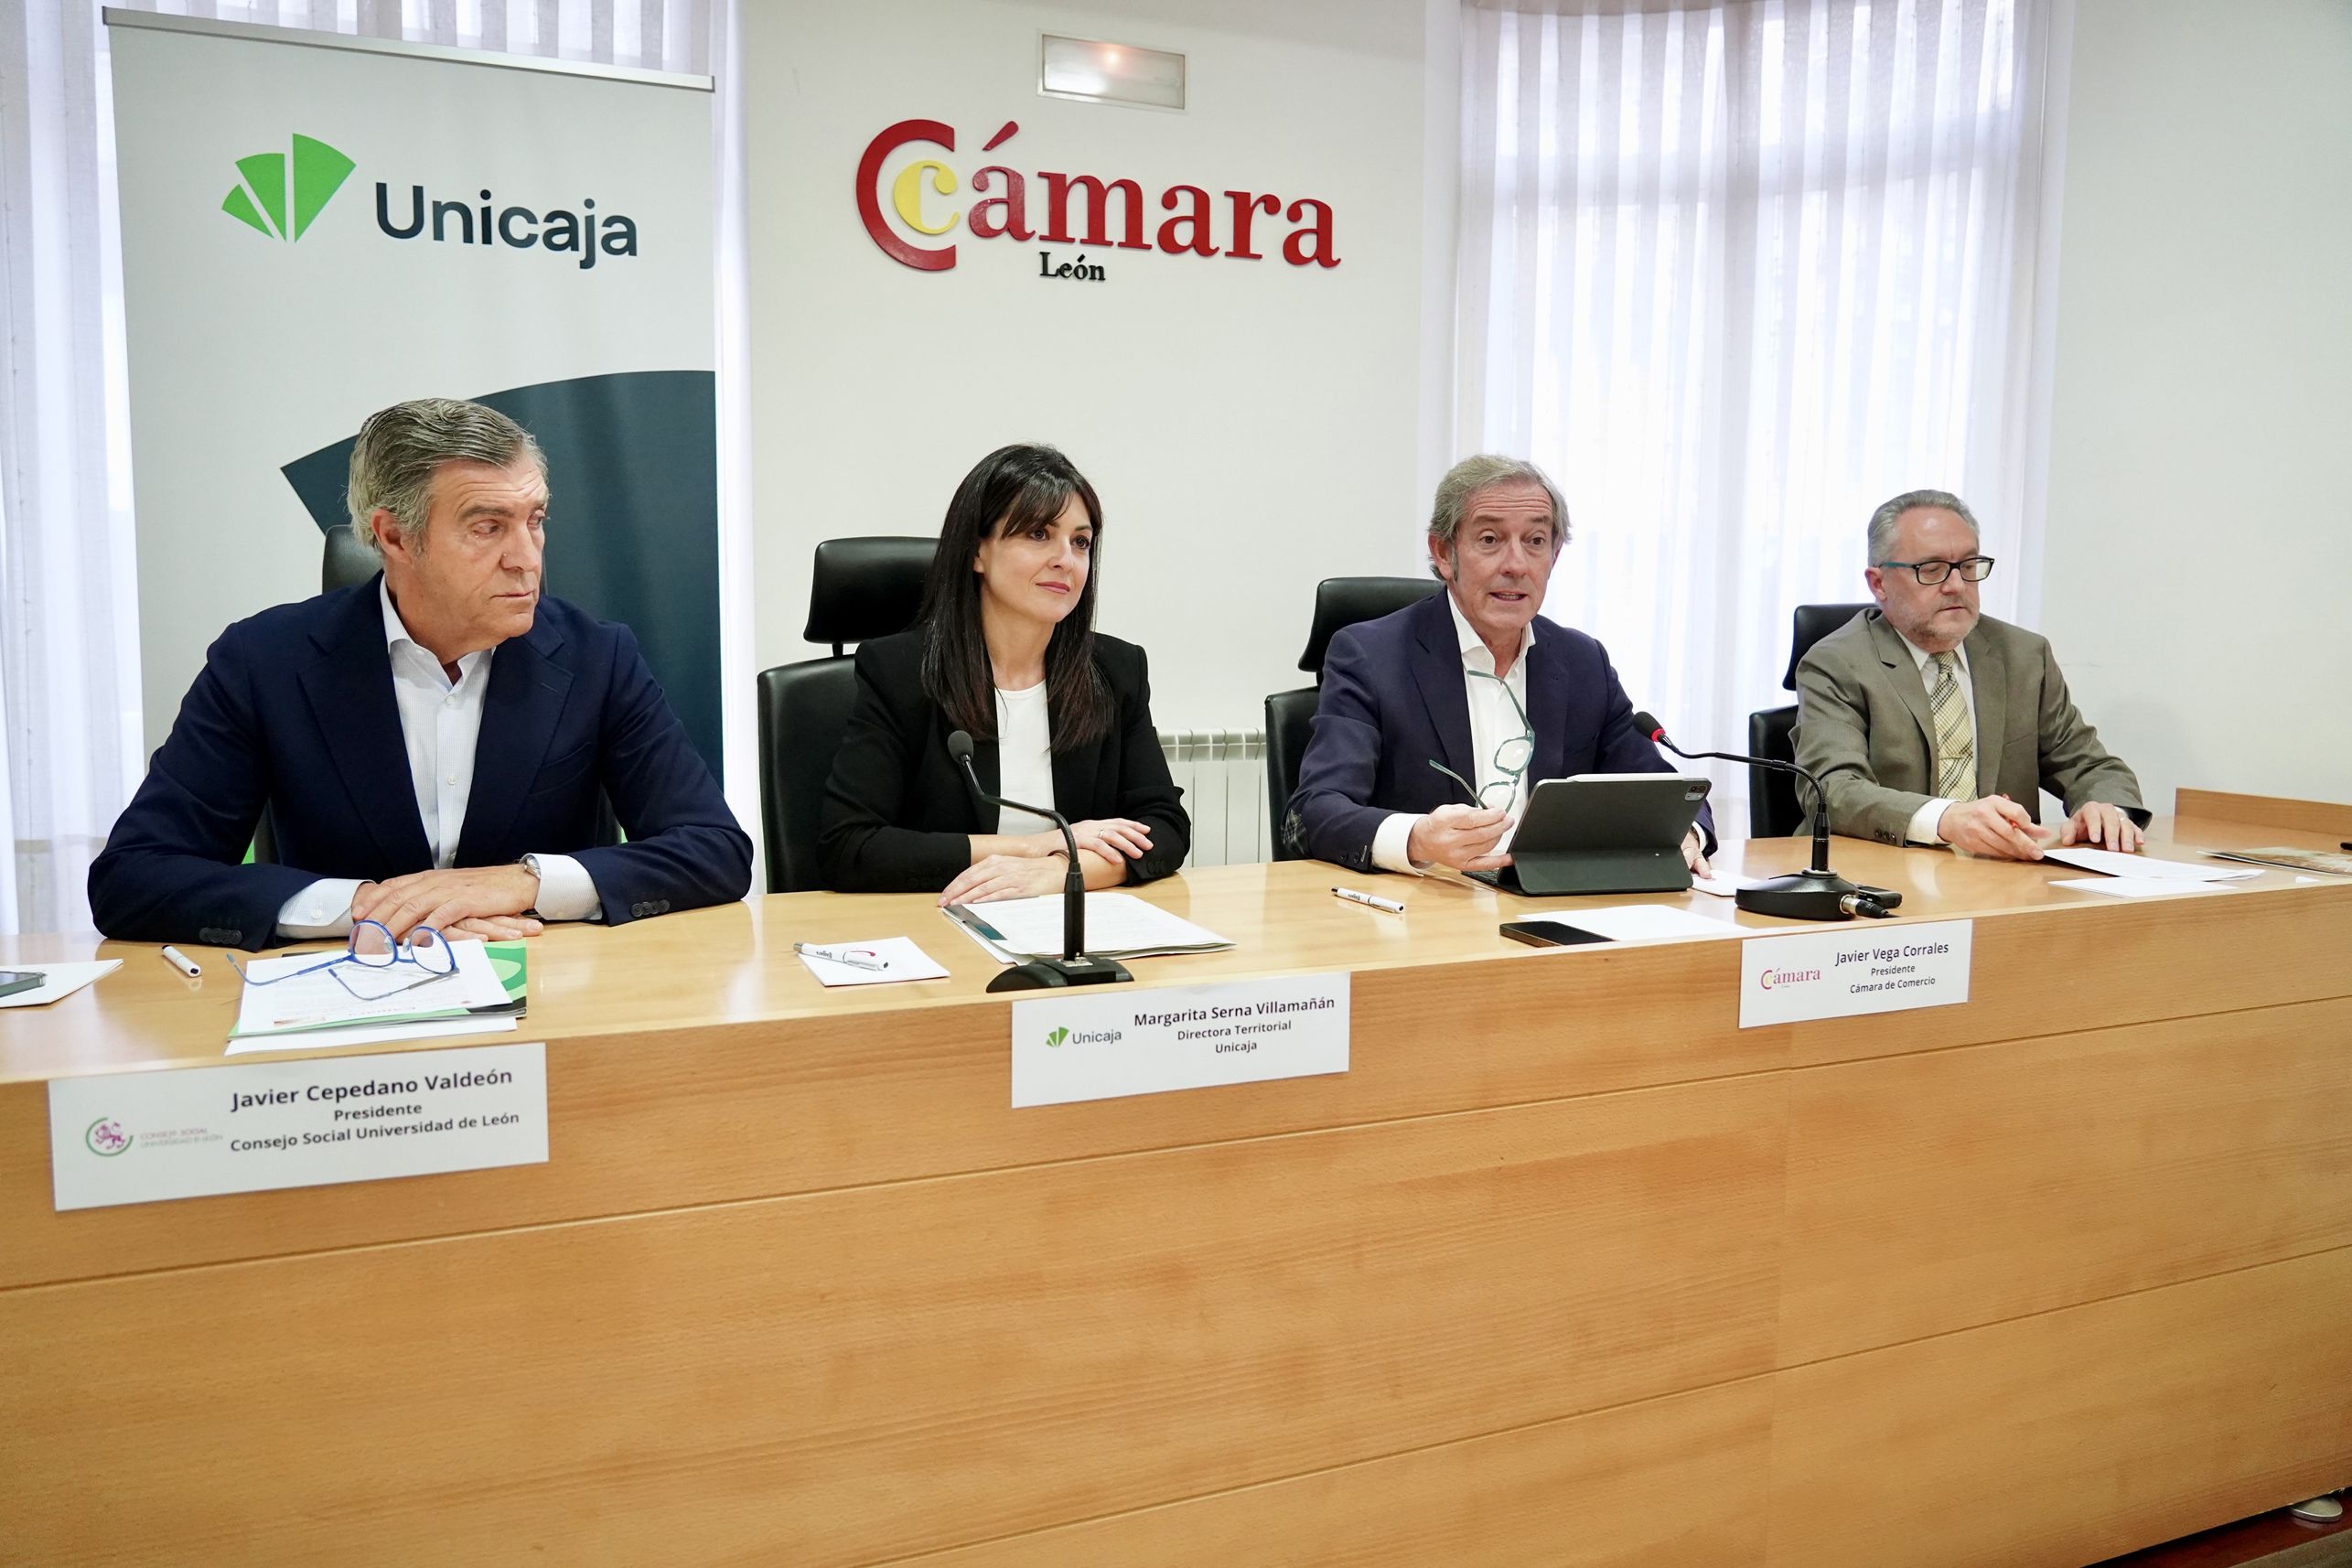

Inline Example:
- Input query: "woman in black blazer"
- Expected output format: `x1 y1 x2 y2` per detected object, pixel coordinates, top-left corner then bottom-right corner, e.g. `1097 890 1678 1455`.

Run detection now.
819 444 1190 900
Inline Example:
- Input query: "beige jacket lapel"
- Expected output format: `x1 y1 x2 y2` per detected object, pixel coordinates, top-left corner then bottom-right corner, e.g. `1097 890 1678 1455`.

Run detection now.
1866 613 1938 761
1966 626 2009 798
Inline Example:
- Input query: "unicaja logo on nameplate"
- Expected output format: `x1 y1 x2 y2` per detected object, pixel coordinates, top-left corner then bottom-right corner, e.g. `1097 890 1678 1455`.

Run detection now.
85 1117 134 1156
221 134 355 242
1045 1026 1070 1048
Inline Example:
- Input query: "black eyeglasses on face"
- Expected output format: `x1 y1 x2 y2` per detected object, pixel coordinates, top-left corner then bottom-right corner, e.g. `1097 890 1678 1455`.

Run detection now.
1875 555 1994 585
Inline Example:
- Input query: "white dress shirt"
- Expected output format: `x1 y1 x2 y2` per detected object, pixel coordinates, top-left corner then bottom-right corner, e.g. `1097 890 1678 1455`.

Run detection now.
1369 594 1535 875
993 682 1058 836
1894 632 1980 847
274 581 601 936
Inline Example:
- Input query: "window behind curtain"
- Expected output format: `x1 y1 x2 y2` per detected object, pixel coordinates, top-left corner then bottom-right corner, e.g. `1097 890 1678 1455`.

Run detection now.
1455 0 2055 831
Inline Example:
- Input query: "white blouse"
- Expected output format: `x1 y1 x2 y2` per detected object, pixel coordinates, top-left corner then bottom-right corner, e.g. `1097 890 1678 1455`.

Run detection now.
993 682 1058 835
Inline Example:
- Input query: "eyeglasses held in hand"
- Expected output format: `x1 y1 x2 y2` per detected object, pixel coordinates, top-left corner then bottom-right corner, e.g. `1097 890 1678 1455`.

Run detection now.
1875 554 1995 585
1426 670 1535 809
225 919 457 988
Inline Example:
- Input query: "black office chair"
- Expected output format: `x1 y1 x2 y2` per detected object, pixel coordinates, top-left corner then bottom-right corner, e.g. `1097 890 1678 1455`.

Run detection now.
1265 575 1445 860
1748 602 1871 837
757 537 936 892
323 527 378 593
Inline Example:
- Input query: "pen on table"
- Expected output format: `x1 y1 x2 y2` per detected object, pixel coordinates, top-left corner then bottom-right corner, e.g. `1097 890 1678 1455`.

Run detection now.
1331 886 1405 915
793 942 887 972
159 946 202 978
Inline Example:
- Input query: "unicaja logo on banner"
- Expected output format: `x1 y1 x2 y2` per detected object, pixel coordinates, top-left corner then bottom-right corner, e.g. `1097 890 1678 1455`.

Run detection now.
218 132 641 270
220 134 355 242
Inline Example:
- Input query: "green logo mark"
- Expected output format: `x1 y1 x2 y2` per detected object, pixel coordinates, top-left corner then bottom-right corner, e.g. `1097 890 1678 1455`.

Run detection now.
1046 1026 1070 1048
221 134 355 242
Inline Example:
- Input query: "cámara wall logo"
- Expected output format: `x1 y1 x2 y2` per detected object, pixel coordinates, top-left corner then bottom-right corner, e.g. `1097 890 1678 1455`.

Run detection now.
856 118 1338 274
220 133 640 270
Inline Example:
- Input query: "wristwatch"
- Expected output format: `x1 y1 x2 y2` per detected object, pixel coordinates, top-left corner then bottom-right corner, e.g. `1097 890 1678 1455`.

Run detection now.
519 854 545 916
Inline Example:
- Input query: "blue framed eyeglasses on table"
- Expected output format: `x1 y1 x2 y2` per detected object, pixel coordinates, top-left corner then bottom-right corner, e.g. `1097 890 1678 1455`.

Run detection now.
225 919 457 998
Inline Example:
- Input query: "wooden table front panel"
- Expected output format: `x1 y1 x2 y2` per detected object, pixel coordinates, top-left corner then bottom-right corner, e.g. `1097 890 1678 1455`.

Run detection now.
4 821 2350 1566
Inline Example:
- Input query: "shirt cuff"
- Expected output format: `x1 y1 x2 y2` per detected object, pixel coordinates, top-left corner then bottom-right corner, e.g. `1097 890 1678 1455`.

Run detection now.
527 853 603 922
1906 798 1955 846
1370 812 1427 875
276 878 364 939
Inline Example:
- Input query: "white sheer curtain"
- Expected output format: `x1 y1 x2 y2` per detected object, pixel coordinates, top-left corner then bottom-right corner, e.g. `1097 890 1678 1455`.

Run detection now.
0 0 719 936
1456 0 2057 832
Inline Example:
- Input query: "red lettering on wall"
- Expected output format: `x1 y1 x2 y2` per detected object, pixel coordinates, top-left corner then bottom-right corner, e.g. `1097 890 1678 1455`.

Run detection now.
856 119 958 271
1224 191 1282 260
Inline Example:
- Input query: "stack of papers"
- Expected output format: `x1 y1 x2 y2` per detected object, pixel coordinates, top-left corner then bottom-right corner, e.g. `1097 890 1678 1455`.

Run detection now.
226 940 526 1055
944 894 1234 964
2206 847 2352 877
2040 847 2260 882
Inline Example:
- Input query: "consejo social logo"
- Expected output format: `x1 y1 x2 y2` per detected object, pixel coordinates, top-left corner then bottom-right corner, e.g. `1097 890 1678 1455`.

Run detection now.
85 1117 133 1156
221 133 355 242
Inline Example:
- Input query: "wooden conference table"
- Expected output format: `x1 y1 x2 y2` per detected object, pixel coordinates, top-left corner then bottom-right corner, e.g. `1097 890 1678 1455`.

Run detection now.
4 791 2349 1566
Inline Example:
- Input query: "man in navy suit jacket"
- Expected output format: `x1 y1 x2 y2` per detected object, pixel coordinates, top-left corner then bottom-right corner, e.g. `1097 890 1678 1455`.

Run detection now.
90 398 750 950
1286 455 1713 876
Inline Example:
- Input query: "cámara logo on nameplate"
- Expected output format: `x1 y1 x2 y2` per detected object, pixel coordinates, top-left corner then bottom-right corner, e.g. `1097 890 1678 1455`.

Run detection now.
219 130 640 269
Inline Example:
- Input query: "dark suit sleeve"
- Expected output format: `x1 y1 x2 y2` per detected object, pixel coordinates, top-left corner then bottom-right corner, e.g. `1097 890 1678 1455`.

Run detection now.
1589 656 1718 856
1284 628 1399 874
1104 646 1189 885
817 645 976 893
87 624 318 950
569 625 753 921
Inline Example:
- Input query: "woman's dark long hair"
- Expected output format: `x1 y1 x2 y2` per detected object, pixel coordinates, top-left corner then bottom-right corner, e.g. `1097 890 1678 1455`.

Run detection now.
918 443 1113 751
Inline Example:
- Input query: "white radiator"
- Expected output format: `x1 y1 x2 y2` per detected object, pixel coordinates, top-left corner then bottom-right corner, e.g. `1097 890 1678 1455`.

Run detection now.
1157 730 1273 868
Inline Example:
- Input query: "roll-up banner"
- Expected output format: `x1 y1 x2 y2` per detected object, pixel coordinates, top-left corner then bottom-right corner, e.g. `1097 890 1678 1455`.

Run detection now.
105 12 721 776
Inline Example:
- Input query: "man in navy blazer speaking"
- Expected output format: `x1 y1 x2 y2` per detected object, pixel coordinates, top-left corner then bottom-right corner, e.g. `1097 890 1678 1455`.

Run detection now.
1286 455 1713 877
90 398 752 950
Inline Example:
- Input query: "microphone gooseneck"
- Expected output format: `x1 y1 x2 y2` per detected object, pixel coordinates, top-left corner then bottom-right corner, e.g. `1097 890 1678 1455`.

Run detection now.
944 729 1134 988
1630 711 1899 922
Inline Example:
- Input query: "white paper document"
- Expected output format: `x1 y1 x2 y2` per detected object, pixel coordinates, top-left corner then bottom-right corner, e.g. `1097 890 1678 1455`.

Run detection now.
1518 905 1736 943
2040 846 2259 882
2049 876 2239 901
231 940 511 1039
224 1015 519 1056
1689 874 1767 898
945 894 1233 963
796 938 950 987
0 961 121 1008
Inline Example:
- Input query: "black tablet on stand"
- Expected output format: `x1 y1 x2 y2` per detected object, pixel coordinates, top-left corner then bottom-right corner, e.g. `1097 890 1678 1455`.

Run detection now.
1467 774 1712 897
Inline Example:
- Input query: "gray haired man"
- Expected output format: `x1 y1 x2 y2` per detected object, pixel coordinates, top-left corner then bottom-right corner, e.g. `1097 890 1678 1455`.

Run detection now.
1793 488 2146 860
90 397 751 949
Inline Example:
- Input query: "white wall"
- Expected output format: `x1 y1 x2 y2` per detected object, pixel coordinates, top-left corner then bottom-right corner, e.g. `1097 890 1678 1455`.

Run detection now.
742 0 1447 730
2039 0 2352 811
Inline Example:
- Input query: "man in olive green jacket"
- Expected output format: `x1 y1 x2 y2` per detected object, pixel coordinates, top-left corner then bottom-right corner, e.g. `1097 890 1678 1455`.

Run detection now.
1793 489 2147 860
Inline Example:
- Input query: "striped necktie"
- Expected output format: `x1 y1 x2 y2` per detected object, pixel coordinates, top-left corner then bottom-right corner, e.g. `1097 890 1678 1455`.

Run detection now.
1928 651 1976 800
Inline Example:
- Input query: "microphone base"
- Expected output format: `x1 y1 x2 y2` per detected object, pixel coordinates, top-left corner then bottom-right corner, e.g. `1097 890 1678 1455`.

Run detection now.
1736 869 1894 922
986 955 1135 993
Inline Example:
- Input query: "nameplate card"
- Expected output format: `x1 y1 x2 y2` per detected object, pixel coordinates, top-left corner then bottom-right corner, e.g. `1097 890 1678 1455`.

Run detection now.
48 1043 548 1211
1738 920 1973 1028
1011 973 1350 1108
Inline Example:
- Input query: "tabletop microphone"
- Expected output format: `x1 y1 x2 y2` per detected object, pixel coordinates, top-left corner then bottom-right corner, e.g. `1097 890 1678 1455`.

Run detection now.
1632 712 1898 922
947 729 1133 991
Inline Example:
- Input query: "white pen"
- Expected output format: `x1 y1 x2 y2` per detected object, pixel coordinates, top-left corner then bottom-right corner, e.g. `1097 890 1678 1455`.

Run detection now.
1331 886 1405 915
159 945 202 978
794 942 887 972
